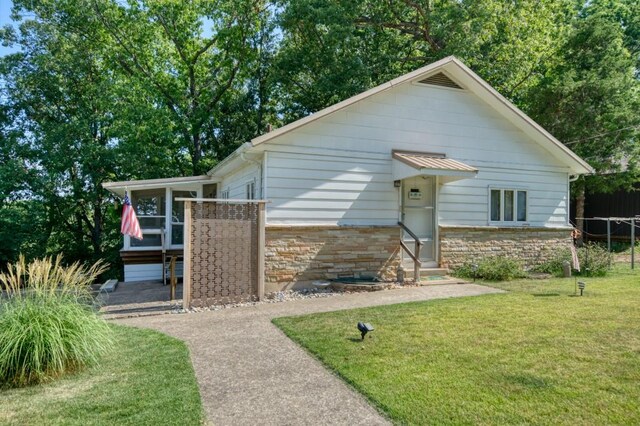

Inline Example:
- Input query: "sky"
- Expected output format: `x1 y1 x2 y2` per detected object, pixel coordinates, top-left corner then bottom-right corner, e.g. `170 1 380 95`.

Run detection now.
0 0 19 56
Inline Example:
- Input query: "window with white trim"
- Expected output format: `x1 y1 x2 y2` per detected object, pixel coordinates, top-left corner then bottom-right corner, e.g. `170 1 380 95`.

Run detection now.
490 189 527 223
246 181 255 200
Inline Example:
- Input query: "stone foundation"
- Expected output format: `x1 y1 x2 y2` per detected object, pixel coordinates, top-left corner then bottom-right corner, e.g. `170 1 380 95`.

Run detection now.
265 225 401 292
439 226 572 270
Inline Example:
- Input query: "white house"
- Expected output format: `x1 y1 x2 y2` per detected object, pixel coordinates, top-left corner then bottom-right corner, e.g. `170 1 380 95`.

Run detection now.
103 56 592 289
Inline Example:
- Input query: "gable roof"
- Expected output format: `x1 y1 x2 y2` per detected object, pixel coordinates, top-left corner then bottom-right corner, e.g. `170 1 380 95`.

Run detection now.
249 56 593 175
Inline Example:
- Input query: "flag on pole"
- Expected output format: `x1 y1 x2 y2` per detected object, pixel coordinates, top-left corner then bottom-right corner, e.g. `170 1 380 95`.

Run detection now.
121 191 143 240
570 244 580 272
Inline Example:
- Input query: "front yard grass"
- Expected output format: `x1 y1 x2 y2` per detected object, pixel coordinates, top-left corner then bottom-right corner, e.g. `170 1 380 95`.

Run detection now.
274 267 640 425
0 325 203 425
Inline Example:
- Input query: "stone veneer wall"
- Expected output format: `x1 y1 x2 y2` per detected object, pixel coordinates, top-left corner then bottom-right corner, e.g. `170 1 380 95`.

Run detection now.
265 225 401 292
439 226 573 269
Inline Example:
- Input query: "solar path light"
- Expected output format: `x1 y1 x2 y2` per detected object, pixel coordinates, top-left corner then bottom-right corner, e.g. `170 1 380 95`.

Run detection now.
578 281 586 296
472 264 479 282
357 322 374 340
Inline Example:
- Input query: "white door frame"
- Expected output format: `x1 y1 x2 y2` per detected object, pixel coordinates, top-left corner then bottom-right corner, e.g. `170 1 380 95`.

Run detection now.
400 176 438 267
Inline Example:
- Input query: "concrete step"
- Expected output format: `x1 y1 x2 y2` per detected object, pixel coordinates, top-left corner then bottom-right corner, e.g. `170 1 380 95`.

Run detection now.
415 276 468 285
404 267 449 278
99 279 118 293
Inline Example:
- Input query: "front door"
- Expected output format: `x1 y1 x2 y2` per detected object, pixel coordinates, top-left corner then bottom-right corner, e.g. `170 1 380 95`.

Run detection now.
401 176 436 266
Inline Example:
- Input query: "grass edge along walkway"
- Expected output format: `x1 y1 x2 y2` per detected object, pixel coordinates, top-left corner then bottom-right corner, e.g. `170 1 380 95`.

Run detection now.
274 268 640 425
0 324 204 426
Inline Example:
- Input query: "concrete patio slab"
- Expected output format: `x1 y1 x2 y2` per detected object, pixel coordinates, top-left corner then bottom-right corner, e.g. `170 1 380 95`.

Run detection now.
116 283 503 425
99 280 182 319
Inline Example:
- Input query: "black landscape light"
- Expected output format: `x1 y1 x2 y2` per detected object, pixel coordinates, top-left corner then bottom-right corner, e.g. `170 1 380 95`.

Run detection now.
357 322 374 340
472 264 479 282
578 281 586 296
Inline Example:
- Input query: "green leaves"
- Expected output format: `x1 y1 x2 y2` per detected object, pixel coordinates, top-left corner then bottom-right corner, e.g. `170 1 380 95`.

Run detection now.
529 6 640 194
0 0 638 269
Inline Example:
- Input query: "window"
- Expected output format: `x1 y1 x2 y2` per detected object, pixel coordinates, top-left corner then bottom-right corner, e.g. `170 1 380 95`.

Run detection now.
246 181 255 200
203 183 217 199
490 189 527 223
171 190 195 245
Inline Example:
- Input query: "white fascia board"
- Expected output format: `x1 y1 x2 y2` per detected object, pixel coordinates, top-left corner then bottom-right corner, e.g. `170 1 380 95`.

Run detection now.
102 175 218 197
251 56 458 146
206 142 253 177
444 59 593 175
249 55 592 176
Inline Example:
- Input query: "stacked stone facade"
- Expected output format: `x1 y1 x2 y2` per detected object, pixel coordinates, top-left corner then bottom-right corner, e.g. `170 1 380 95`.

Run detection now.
439 226 572 269
264 225 401 292
262 225 571 292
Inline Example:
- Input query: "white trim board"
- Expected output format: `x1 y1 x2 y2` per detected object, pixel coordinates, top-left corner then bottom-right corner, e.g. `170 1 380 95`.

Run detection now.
247 57 592 175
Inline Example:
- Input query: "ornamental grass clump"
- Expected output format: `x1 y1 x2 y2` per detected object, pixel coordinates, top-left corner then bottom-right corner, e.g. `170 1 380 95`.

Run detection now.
0 255 113 387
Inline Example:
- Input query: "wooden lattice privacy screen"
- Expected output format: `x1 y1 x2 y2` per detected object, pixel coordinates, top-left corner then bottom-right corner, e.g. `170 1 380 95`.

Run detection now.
181 199 266 309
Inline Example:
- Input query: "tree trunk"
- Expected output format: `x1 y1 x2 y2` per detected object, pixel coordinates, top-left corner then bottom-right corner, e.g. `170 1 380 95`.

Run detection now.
575 185 585 246
191 132 201 175
91 199 103 258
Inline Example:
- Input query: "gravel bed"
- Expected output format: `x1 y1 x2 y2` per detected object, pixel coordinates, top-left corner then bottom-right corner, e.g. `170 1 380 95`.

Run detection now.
175 284 409 314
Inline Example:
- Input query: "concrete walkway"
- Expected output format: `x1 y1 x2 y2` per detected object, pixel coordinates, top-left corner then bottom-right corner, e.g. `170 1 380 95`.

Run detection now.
116 283 503 425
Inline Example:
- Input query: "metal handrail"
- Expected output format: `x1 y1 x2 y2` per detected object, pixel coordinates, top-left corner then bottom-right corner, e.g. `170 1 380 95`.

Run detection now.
399 221 424 245
161 227 166 286
400 240 422 265
398 221 422 282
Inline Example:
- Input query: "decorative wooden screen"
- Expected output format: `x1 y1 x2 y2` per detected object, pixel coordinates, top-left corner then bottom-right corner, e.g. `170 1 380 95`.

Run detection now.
182 200 266 308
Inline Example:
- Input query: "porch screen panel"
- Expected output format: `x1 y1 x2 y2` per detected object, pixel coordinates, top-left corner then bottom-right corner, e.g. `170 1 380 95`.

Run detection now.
131 189 166 247
172 190 195 245
187 202 259 306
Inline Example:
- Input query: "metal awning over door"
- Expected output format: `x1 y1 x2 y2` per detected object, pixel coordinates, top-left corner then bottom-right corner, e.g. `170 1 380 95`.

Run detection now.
392 150 478 183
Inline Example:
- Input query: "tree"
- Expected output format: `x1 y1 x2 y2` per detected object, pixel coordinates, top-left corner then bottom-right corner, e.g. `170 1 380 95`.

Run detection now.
88 0 270 173
0 98 48 267
1 0 278 269
528 8 640 238
273 0 577 118
1 3 158 264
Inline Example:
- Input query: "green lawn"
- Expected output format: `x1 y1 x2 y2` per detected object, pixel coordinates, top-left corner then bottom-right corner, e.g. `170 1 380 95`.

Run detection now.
0 325 203 425
274 268 640 425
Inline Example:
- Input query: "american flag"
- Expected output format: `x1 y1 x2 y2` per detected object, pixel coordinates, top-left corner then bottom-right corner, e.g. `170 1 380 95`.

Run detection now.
121 191 143 240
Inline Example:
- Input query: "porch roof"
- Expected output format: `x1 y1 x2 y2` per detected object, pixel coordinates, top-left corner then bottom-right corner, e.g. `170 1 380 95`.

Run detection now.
102 175 218 197
392 151 478 183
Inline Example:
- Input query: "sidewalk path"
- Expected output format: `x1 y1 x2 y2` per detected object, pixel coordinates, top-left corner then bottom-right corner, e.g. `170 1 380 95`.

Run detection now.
117 283 503 425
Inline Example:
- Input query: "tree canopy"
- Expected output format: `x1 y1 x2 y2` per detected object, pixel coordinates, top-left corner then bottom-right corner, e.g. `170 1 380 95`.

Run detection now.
1 0 638 272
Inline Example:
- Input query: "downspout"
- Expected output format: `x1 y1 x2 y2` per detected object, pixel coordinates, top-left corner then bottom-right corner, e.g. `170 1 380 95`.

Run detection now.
568 174 579 228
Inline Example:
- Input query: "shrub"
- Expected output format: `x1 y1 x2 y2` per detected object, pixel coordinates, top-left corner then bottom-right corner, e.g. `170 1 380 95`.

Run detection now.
452 255 526 281
531 248 572 275
532 243 611 277
0 255 113 387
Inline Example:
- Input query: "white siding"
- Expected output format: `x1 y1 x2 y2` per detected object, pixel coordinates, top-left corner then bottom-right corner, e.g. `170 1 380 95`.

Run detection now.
219 162 261 199
438 168 568 226
124 262 184 282
266 151 398 225
259 83 570 228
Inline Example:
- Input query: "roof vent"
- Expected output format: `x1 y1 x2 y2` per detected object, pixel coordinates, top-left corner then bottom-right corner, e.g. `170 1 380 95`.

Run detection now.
417 72 463 89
